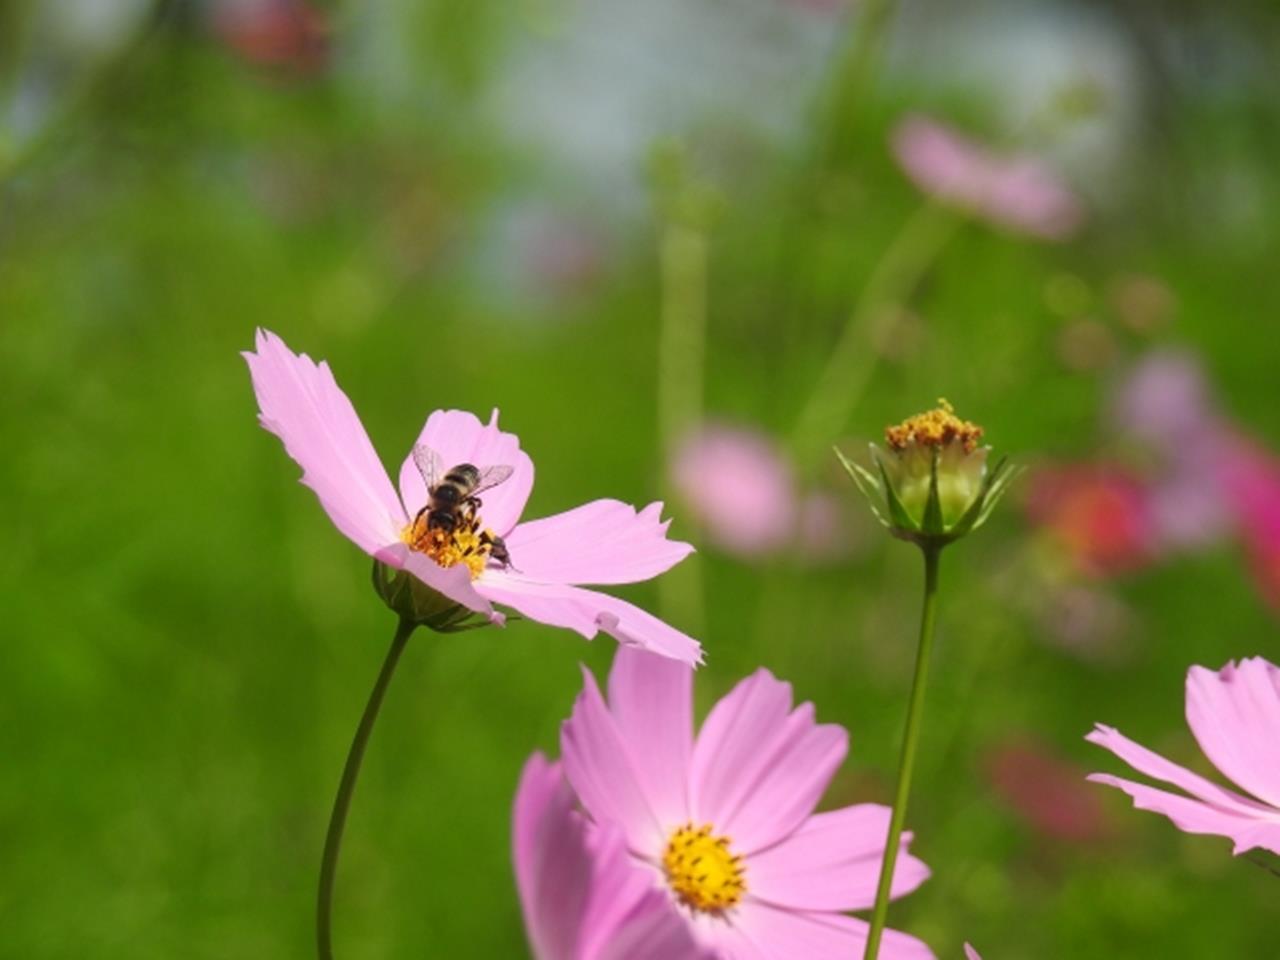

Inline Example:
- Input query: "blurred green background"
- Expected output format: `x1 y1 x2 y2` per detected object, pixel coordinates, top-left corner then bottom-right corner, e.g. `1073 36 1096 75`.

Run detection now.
2 0 1279 957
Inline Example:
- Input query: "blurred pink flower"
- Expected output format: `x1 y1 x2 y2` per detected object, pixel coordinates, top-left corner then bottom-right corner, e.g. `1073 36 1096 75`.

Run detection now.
559 647 935 959
671 424 797 557
1111 349 1234 550
1088 656 1280 856
985 738 1113 844
513 754 712 960
212 0 329 73
244 329 701 663
964 947 982 960
892 115 1083 240
1023 463 1156 577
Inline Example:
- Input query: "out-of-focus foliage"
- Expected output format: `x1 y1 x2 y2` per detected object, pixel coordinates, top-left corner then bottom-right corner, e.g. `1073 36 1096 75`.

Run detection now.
2 0 1279 957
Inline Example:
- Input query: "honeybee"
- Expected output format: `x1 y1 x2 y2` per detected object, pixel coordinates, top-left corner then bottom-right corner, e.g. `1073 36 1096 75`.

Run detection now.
412 445 515 568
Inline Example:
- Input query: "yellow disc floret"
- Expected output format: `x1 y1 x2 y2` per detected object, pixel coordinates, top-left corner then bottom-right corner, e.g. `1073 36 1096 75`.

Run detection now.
401 511 494 580
662 823 746 914
885 398 984 454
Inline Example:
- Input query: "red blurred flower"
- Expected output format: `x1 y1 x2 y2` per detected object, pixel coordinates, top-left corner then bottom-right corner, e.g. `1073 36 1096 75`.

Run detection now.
212 0 329 74
1024 463 1156 577
986 738 1113 845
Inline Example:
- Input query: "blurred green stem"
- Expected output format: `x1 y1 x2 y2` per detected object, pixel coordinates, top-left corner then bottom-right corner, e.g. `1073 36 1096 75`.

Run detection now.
656 215 708 637
317 618 415 960
863 545 941 960
790 202 958 472
818 0 897 166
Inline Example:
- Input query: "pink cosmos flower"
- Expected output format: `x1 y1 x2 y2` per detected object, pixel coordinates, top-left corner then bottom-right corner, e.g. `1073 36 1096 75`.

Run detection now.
559 647 935 959
513 753 714 960
1087 656 1280 856
671 423 796 558
244 329 701 664
1217 442 1280 615
892 115 1083 241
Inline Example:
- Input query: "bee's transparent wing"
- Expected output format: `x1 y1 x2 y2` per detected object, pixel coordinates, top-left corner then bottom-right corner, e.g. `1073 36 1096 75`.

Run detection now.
471 465 515 497
412 444 446 490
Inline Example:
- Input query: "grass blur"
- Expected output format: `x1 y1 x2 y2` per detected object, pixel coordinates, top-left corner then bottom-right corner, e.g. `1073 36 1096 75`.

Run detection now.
2 1 1279 957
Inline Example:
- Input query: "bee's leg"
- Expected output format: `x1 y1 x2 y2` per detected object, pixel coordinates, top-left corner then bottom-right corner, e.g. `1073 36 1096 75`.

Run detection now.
481 531 513 569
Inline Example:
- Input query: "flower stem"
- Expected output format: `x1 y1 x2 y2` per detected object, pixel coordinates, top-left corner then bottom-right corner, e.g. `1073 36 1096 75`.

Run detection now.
317 618 415 960
863 545 942 960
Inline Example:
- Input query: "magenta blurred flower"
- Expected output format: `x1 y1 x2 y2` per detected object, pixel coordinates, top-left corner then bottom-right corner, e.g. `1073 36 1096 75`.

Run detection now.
892 115 1083 240
513 754 712 960
671 424 797 557
985 738 1113 844
244 329 701 663
1218 441 1280 615
211 0 329 73
1088 656 1280 856
1023 463 1156 577
559 647 935 959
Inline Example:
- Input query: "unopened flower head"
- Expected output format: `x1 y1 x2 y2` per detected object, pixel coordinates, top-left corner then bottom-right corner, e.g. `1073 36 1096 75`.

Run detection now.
839 399 1017 549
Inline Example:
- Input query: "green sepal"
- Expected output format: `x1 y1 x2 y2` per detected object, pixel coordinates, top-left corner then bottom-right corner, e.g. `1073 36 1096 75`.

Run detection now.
835 446 890 528
947 455 1008 539
873 447 921 533
920 450 946 536
371 559 497 633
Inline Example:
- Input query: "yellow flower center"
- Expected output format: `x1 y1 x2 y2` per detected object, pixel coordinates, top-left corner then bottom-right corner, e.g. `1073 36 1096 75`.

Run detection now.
401 510 495 580
885 397 984 453
662 823 746 914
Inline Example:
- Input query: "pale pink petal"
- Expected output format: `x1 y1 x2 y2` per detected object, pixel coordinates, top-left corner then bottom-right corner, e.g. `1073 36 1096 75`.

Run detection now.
1086 774 1280 856
748 805 930 911
398 409 534 536
244 329 405 554
964 945 982 960
512 754 592 960
892 114 1081 241
376 543 499 619
582 830 713 960
1085 724 1273 817
561 666 665 854
711 901 936 960
504 500 694 585
477 575 703 666
690 670 847 852
1185 658 1280 807
513 754 708 960
606 647 694 828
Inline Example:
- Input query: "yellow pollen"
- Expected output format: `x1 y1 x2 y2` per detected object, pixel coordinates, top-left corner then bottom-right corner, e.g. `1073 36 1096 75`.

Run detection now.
885 397 984 453
662 823 746 914
401 511 494 580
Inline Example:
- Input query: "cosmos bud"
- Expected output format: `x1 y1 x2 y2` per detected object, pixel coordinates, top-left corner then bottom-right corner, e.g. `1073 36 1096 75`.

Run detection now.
370 560 493 632
837 399 1018 549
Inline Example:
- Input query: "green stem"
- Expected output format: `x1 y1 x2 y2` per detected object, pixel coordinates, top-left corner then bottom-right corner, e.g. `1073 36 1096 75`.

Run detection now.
317 618 415 960
863 545 942 960
818 0 897 167
790 203 958 473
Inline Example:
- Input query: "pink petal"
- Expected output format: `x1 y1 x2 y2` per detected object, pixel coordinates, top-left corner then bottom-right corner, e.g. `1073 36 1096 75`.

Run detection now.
512 754 708 960
711 901 936 960
606 647 694 828
504 500 694 585
690 670 848 852
512 754 592 960
1185 658 1280 808
964 946 983 960
377 543 499 620
397 409 534 536
1085 724 1273 817
477 575 703 665
747 804 930 911
1087 774 1280 856
560 666 665 854
244 329 406 555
